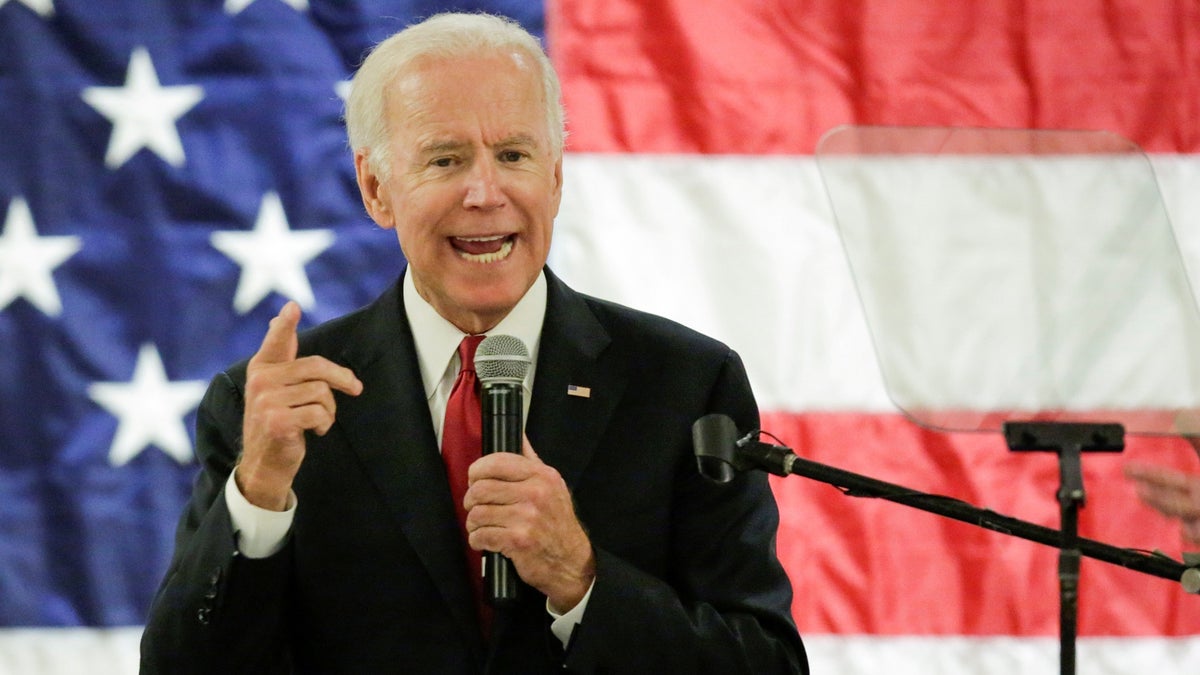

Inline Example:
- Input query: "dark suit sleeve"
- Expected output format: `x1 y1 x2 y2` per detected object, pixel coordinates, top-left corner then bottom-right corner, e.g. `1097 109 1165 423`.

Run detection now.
563 348 807 674
139 371 293 674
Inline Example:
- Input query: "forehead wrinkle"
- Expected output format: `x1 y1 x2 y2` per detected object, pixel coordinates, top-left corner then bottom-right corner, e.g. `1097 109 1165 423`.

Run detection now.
417 134 540 157
417 138 468 155
496 133 539 149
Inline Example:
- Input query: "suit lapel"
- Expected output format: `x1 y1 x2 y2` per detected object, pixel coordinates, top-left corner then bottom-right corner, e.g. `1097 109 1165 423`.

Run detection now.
330 278 485 659
527 270 625 488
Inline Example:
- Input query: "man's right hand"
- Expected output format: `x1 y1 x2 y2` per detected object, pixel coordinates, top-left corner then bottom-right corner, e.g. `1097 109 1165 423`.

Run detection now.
236 301 363 511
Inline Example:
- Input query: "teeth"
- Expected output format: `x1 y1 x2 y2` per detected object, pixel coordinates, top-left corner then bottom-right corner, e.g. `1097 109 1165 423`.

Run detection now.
456 238 513 264
459 235 505 242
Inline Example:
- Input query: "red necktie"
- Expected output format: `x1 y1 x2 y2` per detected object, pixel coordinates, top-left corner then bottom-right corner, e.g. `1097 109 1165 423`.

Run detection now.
441 335 489 630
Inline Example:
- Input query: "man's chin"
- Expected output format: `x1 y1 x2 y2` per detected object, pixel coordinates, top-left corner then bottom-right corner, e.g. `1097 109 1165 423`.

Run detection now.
443 285 529 328
462 265 537 296
464 293 525 319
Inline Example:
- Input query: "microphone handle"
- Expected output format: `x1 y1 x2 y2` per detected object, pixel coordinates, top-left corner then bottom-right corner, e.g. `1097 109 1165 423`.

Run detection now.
481 382 522 606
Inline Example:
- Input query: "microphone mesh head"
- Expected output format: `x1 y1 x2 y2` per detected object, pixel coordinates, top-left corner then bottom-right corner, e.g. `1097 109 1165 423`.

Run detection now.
476 334 531 383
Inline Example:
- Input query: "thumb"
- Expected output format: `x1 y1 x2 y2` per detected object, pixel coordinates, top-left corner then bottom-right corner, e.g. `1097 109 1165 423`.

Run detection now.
522 435 540 462
252 301 301 365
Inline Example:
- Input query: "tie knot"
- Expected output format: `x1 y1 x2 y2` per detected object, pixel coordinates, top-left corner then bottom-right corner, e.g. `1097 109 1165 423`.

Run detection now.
457 334 485 373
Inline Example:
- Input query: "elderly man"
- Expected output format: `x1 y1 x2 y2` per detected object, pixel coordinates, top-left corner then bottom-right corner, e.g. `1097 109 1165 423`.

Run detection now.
141 12 805 674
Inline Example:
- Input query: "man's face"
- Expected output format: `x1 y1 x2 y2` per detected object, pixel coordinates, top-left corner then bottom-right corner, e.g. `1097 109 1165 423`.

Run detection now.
356 51 562 334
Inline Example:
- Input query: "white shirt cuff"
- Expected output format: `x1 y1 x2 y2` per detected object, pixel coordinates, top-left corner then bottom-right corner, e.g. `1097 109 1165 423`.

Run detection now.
547 578 594 648
224 471 296 559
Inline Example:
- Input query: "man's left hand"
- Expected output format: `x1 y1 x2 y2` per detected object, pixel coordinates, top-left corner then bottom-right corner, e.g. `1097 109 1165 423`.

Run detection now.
465 437 596 612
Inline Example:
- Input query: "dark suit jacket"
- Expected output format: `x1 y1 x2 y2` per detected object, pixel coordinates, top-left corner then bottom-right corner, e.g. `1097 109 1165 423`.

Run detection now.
140 267 806 674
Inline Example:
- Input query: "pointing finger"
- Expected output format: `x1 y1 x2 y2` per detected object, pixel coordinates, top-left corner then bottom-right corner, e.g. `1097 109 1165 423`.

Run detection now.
251 301 301 366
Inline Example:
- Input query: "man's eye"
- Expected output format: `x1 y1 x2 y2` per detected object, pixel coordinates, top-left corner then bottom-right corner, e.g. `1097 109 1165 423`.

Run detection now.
499 150 525 162
431 157 455 168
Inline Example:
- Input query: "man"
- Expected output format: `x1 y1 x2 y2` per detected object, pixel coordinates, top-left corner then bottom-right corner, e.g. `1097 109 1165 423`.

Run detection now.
141 12 805 674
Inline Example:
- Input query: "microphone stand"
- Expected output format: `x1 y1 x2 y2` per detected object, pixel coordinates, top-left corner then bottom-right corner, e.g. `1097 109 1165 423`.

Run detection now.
694 413 1198 675
760 441 1190 583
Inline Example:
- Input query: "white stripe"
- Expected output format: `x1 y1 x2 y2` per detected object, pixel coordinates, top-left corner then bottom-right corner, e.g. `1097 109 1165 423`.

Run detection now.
0 627 141 675
804 634 1200 674
4 628 1198 674
554 153 889 411
552 153 1200 415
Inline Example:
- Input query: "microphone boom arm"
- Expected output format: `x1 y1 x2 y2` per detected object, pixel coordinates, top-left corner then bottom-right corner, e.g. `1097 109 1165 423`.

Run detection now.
692 414 1196 590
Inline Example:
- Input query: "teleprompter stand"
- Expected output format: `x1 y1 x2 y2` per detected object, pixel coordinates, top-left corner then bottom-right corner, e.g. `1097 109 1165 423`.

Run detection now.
803 125 1200 673
1004 421 1123 675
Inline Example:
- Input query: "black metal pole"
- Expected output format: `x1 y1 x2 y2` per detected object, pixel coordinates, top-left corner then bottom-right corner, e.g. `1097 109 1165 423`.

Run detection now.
777 453 1191 584
1057 442 1084 675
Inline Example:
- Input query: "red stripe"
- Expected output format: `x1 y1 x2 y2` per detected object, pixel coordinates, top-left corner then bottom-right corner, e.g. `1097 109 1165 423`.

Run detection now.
766 412 1200 636
549 2 1200 154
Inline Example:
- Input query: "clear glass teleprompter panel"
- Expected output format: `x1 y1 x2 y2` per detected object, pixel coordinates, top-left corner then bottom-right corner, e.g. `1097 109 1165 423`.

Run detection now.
816 126 1200 436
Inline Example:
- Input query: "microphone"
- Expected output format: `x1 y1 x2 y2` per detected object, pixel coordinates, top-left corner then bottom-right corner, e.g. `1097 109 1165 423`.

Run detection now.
691 413 797 483
475 334 531 607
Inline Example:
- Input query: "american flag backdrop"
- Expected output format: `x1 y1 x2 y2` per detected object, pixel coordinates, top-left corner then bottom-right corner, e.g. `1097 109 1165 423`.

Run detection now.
3 1 1200 673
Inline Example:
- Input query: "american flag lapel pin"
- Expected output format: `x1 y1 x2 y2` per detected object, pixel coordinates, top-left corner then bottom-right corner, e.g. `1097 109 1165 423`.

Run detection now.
567 384 591 398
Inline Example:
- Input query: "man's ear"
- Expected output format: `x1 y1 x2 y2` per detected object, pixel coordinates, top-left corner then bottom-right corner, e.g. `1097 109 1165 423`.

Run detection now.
549 154 564 215
355 150 395 230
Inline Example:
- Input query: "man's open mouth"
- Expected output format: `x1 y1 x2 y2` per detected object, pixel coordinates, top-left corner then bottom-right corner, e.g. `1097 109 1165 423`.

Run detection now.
451 234 514 263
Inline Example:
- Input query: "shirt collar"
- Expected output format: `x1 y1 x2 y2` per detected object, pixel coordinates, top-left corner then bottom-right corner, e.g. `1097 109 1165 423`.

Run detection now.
404 268 546 398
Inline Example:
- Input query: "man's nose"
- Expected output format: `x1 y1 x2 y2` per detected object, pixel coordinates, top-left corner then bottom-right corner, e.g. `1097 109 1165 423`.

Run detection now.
462 158 505 209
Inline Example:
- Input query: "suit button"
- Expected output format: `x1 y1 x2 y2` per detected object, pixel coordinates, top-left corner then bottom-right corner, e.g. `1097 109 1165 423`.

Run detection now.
197 607 211 625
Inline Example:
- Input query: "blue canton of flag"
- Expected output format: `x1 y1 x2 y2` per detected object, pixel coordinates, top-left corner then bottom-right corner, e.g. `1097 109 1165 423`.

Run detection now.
0 0 545 647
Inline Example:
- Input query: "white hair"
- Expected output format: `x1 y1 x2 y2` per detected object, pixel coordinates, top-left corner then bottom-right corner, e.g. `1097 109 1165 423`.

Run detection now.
345 12 566 180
